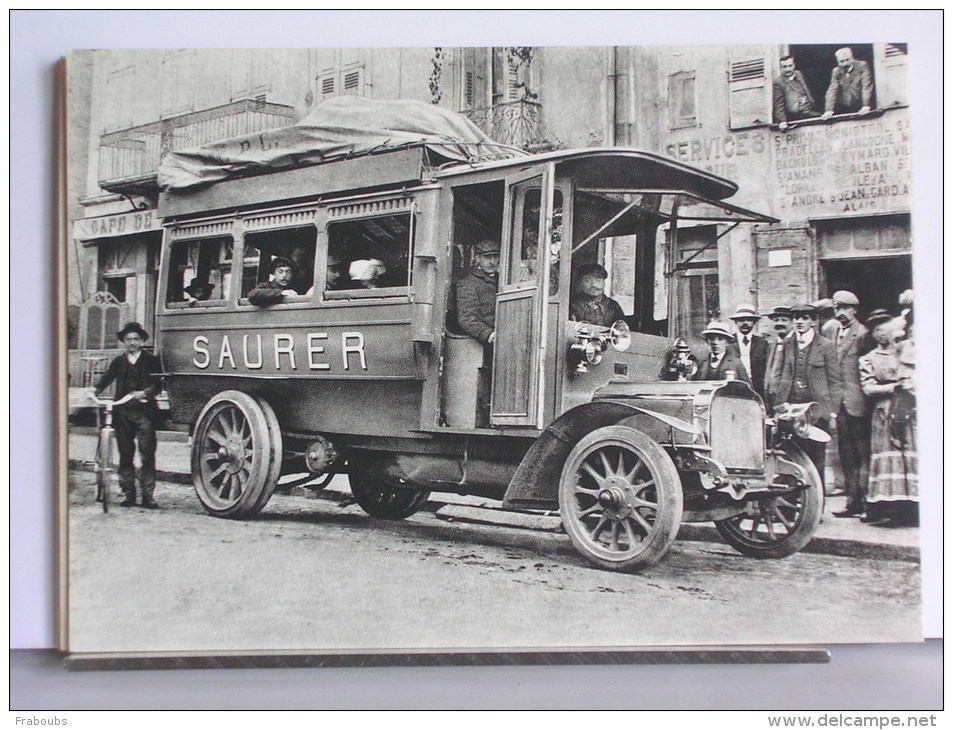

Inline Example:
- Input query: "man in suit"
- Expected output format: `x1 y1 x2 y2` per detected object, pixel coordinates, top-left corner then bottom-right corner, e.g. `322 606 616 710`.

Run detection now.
773 55 817 131
693 321 750 384
775 303 844 489
821 47 873 118
763 305 795 410
828 291 872 517
93 322 163 508
728 304 769 399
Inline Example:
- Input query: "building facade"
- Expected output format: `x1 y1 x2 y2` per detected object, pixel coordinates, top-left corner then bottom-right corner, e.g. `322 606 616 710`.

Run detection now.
68 44 912 388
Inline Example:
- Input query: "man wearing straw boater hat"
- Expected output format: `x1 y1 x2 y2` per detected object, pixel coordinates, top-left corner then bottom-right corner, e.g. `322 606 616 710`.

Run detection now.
774 303 843 489
692 321 750 384
728 304 769 398
93 322 163 508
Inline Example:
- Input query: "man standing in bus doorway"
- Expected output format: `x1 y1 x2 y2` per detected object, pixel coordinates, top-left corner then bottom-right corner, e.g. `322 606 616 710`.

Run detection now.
455 239 500 346
94 322 163 508
455 239 500 426
775 303 843 490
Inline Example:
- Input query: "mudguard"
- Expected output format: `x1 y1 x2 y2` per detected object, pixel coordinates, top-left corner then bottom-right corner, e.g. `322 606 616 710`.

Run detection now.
502 400 698 510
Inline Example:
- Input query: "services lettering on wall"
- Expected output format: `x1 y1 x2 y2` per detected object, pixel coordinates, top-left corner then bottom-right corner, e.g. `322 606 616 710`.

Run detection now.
664 131 768 180
773 116 911 216
73 209 160 240
192 331 369 373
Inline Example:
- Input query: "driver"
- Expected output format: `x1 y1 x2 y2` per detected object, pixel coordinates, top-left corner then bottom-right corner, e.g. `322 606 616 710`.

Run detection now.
570 263 625 327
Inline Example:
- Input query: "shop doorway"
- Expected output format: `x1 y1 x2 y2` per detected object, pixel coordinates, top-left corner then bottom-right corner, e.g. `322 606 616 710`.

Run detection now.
820 255 912 318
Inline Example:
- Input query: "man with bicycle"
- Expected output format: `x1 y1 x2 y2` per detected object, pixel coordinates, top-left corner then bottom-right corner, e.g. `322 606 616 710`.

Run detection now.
93 322 163 508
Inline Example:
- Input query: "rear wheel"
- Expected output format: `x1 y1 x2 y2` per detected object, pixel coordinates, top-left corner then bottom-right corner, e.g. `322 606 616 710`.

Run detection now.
559 426 683 573
715 443 823 559
349 456 430 519
192 391 282 518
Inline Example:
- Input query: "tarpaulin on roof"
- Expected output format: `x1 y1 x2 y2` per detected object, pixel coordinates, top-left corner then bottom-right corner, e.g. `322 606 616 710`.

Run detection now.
157 96 524 191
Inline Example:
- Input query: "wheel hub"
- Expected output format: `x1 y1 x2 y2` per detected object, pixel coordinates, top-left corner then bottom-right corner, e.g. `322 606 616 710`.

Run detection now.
597 477 632 520
217 434 246 473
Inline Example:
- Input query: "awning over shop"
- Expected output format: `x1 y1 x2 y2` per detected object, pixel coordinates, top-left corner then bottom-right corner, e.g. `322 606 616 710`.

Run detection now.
157 97 525 192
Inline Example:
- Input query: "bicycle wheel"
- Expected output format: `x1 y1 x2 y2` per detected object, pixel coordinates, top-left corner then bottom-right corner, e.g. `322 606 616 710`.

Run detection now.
96 427 114 513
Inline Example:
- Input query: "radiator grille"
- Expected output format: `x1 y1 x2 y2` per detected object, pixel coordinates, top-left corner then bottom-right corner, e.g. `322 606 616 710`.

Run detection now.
709 395 764 471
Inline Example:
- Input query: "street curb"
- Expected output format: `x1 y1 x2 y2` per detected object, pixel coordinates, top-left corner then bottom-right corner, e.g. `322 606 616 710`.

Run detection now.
69 462 919 563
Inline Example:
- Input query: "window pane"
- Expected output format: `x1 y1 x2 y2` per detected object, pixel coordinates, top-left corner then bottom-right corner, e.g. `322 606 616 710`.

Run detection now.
166 236 233 305
242 227 317 299
326 213 413 293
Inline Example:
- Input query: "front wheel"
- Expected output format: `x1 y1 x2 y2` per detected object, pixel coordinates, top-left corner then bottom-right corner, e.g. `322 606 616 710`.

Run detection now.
559 426 683 573
715 443 823 559
348 456 430 519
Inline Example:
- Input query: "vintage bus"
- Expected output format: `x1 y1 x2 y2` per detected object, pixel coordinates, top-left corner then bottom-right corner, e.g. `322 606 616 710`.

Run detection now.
154 138 826 573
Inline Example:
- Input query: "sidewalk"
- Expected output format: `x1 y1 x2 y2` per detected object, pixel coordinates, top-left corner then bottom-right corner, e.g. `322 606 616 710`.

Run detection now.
68 429 920 563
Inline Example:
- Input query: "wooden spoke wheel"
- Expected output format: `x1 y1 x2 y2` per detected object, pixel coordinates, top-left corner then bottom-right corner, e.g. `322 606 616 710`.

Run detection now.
559 426 683 573
191 391 282 518
349 457 430 519
715 443 823 559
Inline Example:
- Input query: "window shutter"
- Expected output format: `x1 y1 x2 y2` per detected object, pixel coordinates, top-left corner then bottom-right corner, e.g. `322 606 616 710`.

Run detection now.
343 68 362 94
320 73 335 97
104 66 135 131
873 43 909 108
667 71 697 129
728 55 770 129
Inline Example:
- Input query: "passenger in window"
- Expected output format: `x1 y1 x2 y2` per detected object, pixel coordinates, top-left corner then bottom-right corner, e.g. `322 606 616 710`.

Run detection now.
773 55 817 131
693 322 750 384
348 258 390 288
325 252 348 291
248 257 297 306
569 263 625 328
183 278 214 304
821 48 873 119
455 239 500 346
289 244 315 295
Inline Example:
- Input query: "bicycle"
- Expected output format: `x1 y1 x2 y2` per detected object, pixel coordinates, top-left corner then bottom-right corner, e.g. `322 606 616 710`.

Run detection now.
89 392 136 512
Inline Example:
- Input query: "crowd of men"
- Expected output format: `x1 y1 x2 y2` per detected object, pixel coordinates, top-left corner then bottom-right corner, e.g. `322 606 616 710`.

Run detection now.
694 291 917 527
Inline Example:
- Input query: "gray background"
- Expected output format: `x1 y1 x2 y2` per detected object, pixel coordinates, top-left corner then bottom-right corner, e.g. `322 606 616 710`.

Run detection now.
10 9 942 709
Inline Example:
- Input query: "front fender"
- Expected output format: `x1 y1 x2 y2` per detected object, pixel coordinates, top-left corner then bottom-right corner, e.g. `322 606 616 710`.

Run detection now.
502 400 698 510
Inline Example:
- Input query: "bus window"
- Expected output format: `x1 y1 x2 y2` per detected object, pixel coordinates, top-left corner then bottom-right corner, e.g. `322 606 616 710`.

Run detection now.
166 236 232 307
241 227 317 300
510 187 563 293
325 212 413 297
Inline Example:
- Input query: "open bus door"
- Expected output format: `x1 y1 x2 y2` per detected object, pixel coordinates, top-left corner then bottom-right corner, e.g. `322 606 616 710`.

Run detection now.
490 164 555 428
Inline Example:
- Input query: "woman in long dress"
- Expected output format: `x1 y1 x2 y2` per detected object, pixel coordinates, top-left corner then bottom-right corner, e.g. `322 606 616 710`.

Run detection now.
858 310 918 525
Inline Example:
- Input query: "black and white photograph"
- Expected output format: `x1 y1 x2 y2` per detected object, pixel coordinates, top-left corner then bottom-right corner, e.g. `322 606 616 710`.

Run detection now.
57 36 930 660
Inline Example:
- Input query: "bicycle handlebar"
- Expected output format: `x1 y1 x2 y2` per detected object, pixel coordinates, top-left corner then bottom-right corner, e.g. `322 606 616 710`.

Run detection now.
88 391 139 408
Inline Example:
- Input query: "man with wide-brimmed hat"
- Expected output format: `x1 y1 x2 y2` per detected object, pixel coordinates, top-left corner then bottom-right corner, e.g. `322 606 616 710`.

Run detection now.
693 321 750 384
93 322 163 508
828 290 872 517
764 305 795 409
248 256 298 306
728 304 768 397
775 303 843 489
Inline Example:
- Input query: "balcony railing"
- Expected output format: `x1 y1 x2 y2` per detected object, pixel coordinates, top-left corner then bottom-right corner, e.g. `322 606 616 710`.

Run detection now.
460 99 543 151
98 99 296 193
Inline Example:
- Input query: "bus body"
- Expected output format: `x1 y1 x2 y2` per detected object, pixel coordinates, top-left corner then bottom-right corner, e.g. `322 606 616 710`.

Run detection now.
155 144 824 572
